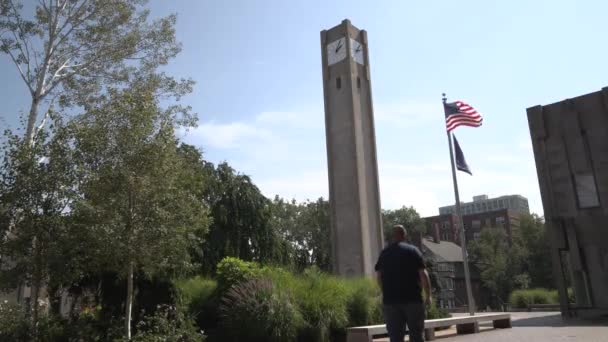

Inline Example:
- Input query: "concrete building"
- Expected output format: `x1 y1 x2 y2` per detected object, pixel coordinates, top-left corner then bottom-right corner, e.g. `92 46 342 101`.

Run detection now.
320 20 383 277
439 194 530 216
527 87 608 317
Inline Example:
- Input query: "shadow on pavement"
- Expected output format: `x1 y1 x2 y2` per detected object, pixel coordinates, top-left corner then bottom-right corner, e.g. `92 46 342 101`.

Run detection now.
512 313 608 327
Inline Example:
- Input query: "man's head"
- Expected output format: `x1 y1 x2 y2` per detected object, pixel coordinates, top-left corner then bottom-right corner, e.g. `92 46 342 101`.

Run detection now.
392 224 407 243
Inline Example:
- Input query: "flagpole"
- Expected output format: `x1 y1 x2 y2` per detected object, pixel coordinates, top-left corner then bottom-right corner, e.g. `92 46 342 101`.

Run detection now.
443 93 476 316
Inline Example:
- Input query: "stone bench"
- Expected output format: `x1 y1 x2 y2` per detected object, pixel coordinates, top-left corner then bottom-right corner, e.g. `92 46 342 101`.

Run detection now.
346 313 512 342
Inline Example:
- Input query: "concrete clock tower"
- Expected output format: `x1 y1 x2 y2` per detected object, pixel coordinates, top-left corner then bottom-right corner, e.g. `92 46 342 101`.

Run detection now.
320 19 384 277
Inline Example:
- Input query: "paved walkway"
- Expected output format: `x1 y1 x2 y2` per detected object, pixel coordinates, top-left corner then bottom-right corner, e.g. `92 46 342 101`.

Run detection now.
375 312 608 342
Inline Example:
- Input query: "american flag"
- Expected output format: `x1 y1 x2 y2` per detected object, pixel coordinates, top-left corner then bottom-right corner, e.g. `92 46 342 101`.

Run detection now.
444 101 483 132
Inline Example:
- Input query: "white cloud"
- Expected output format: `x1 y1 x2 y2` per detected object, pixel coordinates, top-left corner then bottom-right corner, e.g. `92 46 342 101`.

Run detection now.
255 169 329 202
180 100 544 218
255 110 322 128
182 121 274 149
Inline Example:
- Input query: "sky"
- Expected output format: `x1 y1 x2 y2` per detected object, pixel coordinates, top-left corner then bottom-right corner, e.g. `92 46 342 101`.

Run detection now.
2 0 608 216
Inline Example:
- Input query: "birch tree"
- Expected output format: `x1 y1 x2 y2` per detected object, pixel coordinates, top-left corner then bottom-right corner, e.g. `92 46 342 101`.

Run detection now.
0 113 77 334
69 78 209 339
0 0 182 145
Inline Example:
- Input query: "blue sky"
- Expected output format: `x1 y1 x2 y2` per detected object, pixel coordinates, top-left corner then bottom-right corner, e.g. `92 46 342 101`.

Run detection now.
2 0 608 216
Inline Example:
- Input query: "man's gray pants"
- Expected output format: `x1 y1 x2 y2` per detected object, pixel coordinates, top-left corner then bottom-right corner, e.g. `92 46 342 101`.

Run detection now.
383 302 425 342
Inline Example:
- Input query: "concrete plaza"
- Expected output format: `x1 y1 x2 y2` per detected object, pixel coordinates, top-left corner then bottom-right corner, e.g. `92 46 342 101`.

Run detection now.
376 312 608 342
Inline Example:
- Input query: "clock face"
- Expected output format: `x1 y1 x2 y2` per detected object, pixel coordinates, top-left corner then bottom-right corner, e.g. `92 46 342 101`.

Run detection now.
327 37 346 66
350 39 364 65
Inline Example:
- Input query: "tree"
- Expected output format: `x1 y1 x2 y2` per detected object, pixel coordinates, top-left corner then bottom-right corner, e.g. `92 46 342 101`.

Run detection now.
69 81 209 339
0 113 77 332
297 198 331 271
468 228 525 308
200 162 281 274
519 214 554 288
382 206 424 244
1 0 184 145
269 197 332 272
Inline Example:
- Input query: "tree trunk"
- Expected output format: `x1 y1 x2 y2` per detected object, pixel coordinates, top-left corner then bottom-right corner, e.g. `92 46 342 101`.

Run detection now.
31 237 42 339
25 97 39 146
125 261 134 340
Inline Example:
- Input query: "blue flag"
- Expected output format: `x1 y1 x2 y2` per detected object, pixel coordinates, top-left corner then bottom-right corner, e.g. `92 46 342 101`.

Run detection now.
453 135 472 175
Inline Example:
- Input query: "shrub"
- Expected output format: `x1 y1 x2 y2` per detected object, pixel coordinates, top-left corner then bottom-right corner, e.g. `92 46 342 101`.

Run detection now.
119 304 205 342
216 257 262 293
344 278 383 326
175 276 218 312
175 276 219 336
291 267 350 342
0 302 30 342
509 288 558 308
218 278 302 342
426 302 450 320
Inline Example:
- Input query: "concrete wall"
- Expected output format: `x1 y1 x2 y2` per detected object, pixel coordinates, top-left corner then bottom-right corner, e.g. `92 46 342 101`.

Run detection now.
320 20 383 277
527 87 608 316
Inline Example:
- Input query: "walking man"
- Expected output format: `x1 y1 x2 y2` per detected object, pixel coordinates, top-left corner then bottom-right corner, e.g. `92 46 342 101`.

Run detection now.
375 225 432 342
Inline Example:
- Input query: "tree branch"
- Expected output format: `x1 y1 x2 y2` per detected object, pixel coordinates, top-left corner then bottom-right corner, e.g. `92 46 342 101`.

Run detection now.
33 99 54 142
52 1 97 54
6 49 35 94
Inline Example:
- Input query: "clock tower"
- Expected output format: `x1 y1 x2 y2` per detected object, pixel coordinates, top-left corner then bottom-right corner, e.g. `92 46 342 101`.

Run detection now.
321 19 384 277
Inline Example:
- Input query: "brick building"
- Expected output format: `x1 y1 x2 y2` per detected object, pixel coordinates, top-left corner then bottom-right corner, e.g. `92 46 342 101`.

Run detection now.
461 209 521 243
424 209 521 245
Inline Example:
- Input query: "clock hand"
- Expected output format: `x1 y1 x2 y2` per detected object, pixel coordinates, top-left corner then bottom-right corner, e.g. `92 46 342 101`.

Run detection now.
355 45 361 53
336 41 343 53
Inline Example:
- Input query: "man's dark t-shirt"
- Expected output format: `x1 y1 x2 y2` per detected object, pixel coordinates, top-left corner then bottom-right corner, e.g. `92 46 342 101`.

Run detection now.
375 242 425 304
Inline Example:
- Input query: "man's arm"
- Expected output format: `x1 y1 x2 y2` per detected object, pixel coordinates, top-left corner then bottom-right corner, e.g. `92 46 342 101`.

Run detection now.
419 269 432 306
375 251 384 291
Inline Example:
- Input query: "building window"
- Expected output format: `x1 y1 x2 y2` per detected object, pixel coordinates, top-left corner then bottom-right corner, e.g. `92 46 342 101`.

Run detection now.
575 173 600 208
473 232 481 240
356 77 361 89
495 216 505 228
336 77 341 89
472 220 481 229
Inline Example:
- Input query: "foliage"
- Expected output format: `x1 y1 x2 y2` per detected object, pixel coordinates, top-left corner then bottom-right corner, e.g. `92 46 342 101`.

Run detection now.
115 304 205 342
344 278 383 327
68 80 209 338
200 163 282 273
216 257 263 293
426 302 450 320
509 288 558 308
468 227 526 307
509 288 574 308
382 206 424 244
0 0 188 144
175 276 218 310
518 214 554 288
218 278 302 342
209 262 385 342
0 301 30 341
290 267 351 342
174 276 219 334
269 197 332 272
0 115 77 327
513 273 532 290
